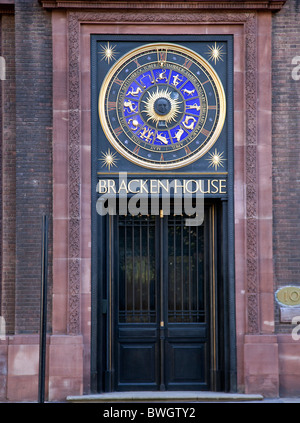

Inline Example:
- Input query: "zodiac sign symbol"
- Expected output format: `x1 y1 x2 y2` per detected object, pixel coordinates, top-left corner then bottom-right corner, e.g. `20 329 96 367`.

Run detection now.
182 88 195 96
139 127 155 142
127 86 142 97
128 119 140 130
171 73 183 87
140 73 155 88
186 103 201 111
174 128 184 142
182 116 197 130
156 70 168 82
124 100 137 113
156 133 168 145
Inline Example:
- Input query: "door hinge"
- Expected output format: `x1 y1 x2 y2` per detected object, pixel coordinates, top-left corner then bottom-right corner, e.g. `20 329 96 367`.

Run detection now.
160 209 163 218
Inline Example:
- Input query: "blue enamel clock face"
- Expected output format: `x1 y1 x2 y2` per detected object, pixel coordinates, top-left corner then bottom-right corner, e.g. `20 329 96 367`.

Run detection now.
99 43 226 170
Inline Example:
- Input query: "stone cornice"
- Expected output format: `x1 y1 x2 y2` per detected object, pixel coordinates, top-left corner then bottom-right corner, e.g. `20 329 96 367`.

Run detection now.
39 0 286 12
0 0 14 14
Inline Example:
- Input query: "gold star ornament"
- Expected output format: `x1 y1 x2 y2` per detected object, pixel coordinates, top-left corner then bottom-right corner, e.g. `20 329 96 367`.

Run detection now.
99 148 118 170
206 149 226 171
206 42 225 65
99 42 118 64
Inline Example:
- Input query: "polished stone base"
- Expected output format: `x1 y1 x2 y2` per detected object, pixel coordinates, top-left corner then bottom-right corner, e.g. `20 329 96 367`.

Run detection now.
67 391 264 403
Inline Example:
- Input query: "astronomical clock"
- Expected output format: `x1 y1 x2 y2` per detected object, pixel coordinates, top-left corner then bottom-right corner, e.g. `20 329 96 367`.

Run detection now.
97 42 227 172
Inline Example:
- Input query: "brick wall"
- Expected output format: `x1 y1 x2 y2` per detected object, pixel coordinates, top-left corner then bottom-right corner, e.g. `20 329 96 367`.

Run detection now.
14 0 52 333
1 12 16 334
272 0 300 331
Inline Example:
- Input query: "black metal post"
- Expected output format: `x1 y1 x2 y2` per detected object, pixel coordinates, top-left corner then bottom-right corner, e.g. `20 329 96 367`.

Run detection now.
38 215 48 403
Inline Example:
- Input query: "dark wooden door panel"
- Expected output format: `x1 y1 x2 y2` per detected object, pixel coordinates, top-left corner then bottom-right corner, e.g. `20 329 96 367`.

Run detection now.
118 343 159 389
165 342 208 390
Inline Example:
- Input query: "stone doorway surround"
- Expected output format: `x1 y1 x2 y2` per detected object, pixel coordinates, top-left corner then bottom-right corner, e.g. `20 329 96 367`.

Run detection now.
24 0 284 401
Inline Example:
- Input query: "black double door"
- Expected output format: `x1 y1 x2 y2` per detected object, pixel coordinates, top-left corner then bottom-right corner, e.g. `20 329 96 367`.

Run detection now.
107 205 217 392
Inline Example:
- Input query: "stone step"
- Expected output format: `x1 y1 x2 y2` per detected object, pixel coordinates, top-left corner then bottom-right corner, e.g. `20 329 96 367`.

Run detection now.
67 391 264 403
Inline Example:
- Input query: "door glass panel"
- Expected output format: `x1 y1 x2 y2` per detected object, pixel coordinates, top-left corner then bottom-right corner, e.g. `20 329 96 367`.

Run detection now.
118 215 156 323
168 216 205 323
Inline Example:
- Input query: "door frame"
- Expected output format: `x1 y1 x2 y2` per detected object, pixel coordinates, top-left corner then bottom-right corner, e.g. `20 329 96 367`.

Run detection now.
112 207 212 392
93 199 235 392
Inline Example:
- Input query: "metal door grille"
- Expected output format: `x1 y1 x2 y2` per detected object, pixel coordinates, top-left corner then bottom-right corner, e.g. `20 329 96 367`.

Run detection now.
168 216 205 323
118 215 156 323
118 214 205 324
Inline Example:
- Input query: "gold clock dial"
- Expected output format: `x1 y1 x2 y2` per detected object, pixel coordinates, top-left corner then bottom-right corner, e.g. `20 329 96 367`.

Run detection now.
99 43 226 170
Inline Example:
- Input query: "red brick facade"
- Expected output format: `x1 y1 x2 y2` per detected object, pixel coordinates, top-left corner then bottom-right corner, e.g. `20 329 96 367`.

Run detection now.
14 0 53 334
1 1 52 336
0 0 300 401
1 12 16 335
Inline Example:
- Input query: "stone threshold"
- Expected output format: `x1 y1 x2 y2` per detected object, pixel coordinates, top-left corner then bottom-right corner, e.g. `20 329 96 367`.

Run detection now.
67 391 264 403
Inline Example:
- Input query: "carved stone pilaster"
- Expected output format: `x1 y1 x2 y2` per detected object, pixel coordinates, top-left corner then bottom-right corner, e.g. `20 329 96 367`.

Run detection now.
67 12 81 334
245 13 259 334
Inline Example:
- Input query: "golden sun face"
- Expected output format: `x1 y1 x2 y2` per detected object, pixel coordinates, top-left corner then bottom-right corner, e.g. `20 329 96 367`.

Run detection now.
142 87 182 127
